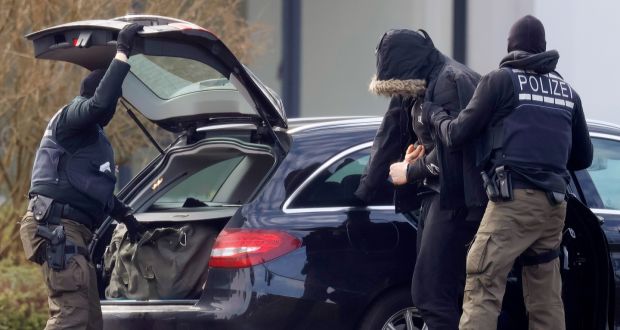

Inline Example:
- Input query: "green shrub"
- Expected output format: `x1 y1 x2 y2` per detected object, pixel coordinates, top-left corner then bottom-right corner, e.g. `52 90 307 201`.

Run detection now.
0 260 48 330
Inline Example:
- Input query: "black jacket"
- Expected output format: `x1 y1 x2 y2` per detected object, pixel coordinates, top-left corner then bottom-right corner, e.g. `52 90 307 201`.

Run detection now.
30 59 130 226
356 29 483 211
430 50 593 191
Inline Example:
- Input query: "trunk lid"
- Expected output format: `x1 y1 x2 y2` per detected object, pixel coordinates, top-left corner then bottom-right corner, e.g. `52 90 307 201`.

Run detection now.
26 15 287 132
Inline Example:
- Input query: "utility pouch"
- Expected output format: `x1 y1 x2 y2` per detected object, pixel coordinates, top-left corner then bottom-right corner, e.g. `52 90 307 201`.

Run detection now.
36 225 66 271
28 195 54 223
495 166 513 201
546 191 565 205
481 171 500 202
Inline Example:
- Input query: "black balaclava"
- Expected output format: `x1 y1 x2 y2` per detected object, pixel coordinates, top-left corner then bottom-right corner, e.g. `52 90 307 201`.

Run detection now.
369 29 440 98
80 69 106 98
507 15 546 54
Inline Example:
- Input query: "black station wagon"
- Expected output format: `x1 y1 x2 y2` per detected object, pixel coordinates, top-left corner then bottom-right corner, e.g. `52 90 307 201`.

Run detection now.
28 15 616 330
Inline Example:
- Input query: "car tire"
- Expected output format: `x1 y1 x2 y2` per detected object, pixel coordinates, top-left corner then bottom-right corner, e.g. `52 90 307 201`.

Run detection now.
359 289 425 330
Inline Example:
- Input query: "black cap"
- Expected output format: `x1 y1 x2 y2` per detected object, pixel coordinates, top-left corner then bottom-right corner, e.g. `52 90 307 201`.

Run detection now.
507 15 546 54
79 69 106 98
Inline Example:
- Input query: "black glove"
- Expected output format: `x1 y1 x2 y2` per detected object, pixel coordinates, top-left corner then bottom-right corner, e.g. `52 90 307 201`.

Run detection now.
118 213 146 244
117 23 143 56
110 200 146 243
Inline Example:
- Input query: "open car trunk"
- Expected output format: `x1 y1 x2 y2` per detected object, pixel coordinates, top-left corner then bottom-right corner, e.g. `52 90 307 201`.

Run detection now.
499 194 613 330
92 136 277 302
26 15 289 304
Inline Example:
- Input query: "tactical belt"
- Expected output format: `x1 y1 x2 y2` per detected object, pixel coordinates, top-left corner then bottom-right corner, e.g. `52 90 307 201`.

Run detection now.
28 195 93 227
65 243 89 260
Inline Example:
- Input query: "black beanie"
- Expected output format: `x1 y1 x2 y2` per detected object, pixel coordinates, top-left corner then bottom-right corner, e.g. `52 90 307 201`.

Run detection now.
80 69 106 98
507 15 546 54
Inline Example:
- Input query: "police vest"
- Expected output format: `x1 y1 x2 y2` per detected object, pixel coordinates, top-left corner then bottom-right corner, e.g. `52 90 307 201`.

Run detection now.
486 68 576 175
30 108 117 206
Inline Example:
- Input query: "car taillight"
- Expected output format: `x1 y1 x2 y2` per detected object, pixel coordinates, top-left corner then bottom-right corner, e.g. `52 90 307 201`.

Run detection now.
208 229 302 268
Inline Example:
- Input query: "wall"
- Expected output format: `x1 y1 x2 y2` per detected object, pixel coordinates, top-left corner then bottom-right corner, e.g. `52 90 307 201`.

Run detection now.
246 0 455 118
535 0 620 123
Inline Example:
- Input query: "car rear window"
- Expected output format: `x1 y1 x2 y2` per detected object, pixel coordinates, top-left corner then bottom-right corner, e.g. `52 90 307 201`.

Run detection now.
128 54 241 100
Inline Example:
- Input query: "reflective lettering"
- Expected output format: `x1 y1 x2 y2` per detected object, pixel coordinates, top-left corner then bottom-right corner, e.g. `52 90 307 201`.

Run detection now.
529 76 539 92
551 79 562 96
518 75 528 91
548 78 554 95
539 76 549 94
559 81 569 98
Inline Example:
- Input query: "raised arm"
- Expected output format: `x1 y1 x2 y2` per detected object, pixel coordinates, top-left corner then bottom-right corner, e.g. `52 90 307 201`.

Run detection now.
64 57 130 129
64 23 143 129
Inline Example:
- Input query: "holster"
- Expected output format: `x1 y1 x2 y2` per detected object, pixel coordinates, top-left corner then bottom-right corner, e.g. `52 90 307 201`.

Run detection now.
36 225 66 270
495 166 514 201
29 195 68 270
480 166 513 202
481 171 500 202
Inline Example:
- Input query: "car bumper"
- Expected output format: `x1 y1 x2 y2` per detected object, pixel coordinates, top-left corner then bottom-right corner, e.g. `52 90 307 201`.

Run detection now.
101 265 362 329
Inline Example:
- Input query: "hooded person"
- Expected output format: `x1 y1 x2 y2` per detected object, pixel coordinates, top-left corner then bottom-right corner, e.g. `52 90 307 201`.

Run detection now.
427 15 592 330
356 29 484 329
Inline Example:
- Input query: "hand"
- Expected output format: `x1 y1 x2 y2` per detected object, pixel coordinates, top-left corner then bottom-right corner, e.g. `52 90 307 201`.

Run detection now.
404 144 425 164
389 161 409 186
118 214 146 244
116 23 143 56
110 201 146 243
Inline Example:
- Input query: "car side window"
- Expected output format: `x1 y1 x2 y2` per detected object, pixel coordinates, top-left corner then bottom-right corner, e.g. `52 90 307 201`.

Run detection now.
289 148 394 208
584 137 620 210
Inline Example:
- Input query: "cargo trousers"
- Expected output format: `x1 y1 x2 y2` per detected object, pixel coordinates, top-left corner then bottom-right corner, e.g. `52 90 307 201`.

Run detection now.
459 189 566 330
19 212 103 330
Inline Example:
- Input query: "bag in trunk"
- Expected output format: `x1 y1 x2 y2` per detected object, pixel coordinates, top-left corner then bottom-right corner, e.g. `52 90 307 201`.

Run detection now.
104 222 217 300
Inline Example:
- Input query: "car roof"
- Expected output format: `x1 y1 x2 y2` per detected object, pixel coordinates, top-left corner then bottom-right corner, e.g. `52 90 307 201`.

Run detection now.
285 116 382 136
587 120 620 136
200 117 619 141
287 117 620 137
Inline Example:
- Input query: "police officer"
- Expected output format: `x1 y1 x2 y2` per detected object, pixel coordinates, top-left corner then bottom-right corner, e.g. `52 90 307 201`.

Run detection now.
356 29 485 329
19 23 145 330
427 15 593 330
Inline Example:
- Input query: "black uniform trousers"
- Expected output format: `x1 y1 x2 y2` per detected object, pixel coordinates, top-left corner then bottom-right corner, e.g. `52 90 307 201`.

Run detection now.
411 193 480 330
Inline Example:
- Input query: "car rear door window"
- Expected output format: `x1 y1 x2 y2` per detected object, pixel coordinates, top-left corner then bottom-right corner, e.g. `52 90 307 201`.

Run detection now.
583 137 620 210
289 148 394 208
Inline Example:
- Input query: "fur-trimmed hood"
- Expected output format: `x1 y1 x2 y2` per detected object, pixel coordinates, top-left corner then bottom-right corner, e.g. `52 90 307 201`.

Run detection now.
368 75 426 98
370 29 443 98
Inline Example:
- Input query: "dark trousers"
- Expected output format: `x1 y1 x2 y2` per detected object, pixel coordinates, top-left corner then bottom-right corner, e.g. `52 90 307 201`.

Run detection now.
411 193 480 330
